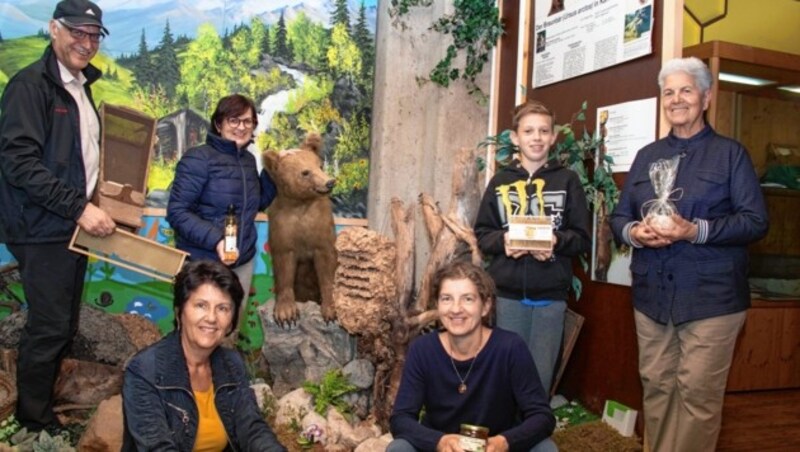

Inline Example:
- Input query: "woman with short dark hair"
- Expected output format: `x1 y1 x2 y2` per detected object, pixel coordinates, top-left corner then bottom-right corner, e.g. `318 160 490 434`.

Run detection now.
167 94 277 338
122 260 286 451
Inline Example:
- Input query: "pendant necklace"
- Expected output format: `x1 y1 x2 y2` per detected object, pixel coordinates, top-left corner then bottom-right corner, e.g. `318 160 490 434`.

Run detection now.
448 327 482 394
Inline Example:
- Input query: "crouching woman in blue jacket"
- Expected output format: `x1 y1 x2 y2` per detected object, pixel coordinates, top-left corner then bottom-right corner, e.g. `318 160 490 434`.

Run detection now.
122 260 286 451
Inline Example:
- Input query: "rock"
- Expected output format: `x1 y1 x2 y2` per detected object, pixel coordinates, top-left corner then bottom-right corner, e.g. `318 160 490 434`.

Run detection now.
331 76 365 120
114 313 162 352
54 359 122 407
76 395 123 452
326 408 379 449
0 306 142 367
73 306 139 366
325 409 350 448
0 312 25 348
343 390 371 421
343 359 375 390
351 419 382 445
275 388 314 428
259 302 355 397
251 383 275 414
355 434 393 452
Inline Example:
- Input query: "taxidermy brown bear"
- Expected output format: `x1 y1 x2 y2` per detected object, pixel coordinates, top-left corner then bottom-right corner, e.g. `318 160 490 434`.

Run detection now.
263 134 337 326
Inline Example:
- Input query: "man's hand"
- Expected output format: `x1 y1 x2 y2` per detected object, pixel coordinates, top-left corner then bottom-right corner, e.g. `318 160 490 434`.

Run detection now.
436 434 464 452
77 203 116 237
487 435 509 452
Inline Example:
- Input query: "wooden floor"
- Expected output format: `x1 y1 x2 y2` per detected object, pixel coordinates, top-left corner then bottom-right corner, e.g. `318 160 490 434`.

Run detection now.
717 389 800 451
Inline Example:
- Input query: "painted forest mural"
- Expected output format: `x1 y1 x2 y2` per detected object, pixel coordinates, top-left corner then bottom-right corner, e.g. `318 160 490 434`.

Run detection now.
0 0 376 217
0 0 376 347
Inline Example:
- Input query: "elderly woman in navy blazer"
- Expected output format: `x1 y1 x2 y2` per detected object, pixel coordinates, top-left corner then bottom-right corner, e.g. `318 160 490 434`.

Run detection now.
610 57 768 452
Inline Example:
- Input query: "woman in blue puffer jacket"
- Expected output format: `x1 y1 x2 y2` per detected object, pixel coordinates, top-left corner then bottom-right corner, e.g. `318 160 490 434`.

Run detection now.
167 94 276 335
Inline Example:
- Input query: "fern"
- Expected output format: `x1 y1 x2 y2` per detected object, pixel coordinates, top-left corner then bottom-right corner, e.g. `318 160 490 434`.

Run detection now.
302 369 357 416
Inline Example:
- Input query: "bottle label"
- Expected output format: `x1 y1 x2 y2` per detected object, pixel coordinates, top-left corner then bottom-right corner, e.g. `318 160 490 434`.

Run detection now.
458 436 486 452
224 225 237 251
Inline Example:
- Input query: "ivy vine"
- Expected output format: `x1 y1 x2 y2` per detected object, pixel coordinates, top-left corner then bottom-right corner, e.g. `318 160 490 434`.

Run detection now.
389 0 504 100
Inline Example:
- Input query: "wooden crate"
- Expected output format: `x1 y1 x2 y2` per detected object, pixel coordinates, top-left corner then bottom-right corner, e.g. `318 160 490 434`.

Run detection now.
68 227 188 283
96 104 157 230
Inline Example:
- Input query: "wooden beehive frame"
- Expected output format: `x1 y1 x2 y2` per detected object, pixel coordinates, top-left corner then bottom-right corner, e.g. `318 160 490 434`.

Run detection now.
68 227 188 283
97 103 157 230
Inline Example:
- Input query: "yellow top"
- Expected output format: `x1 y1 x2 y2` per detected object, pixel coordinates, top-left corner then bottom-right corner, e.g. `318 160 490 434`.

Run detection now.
193 386 228 452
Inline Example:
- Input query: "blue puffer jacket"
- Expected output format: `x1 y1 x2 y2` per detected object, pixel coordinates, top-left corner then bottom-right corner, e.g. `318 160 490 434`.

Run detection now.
167 133 276 266
122 331 286 451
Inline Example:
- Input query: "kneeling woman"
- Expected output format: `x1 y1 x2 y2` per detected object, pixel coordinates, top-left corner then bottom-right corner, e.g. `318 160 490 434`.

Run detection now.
389 261 557 452
122 260 286 451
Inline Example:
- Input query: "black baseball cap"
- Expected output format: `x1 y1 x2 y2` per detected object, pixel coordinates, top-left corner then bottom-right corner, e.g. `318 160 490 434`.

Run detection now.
53 0 109 36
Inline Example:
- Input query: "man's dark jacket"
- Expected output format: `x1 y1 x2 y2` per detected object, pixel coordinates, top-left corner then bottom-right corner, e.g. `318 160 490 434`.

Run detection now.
0 45 99 244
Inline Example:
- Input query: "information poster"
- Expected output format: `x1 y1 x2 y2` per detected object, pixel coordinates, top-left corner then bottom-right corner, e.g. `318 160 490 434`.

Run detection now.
596 97 658 173
532 0 653 88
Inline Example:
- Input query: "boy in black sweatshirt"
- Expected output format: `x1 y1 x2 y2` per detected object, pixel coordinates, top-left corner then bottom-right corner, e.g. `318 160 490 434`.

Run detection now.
474 100 591 395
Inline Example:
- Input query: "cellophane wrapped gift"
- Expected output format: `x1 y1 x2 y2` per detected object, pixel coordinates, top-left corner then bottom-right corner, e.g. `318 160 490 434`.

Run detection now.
642 154 682 230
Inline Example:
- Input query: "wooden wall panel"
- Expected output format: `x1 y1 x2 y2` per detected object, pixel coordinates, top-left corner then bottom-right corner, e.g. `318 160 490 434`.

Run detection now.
715 89 736 138
727 302 800 391
737 94 800 177
493 0 521 133
749 189 800 258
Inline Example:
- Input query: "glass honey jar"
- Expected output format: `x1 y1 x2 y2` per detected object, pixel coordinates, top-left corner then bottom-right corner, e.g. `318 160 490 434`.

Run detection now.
459 424 489 452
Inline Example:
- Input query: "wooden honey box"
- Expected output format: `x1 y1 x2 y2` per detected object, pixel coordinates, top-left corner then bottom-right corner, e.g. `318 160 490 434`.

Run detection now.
507 215 554 251
95 104 157 230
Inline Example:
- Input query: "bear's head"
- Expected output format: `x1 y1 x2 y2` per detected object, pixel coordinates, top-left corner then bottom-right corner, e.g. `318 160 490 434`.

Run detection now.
263 134 336 200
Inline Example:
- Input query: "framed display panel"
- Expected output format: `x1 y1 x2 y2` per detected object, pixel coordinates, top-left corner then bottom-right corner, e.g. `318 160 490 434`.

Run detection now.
97 104 157 230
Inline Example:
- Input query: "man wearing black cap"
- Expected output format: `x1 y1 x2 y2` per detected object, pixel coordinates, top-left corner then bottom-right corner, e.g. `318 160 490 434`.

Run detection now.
0 0 115 431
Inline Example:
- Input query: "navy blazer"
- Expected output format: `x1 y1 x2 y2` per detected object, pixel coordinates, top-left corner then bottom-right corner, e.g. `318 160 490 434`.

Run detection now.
610 126 768 324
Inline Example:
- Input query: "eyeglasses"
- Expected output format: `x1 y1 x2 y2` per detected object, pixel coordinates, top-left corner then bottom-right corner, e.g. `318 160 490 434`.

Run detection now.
226 117 255 128
59 20 104 43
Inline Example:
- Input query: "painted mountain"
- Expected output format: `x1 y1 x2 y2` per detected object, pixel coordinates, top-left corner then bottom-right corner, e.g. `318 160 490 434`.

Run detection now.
0 0 377 57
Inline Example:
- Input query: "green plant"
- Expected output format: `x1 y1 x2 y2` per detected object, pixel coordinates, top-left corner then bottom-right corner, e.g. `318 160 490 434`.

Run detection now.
7 427 76 451
284 405 308 434
552 102 619 217
479 101 621 299
553 400 600 431
390 0 504 100
0 414 21 443
31 429 75 452
302 369 357 417
260 387 277 421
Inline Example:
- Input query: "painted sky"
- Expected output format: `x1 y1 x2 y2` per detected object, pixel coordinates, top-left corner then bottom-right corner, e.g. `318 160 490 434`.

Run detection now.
0 0 378 56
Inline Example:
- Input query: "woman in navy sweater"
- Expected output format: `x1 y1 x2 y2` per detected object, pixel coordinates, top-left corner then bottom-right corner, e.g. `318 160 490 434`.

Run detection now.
389 261 557 452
